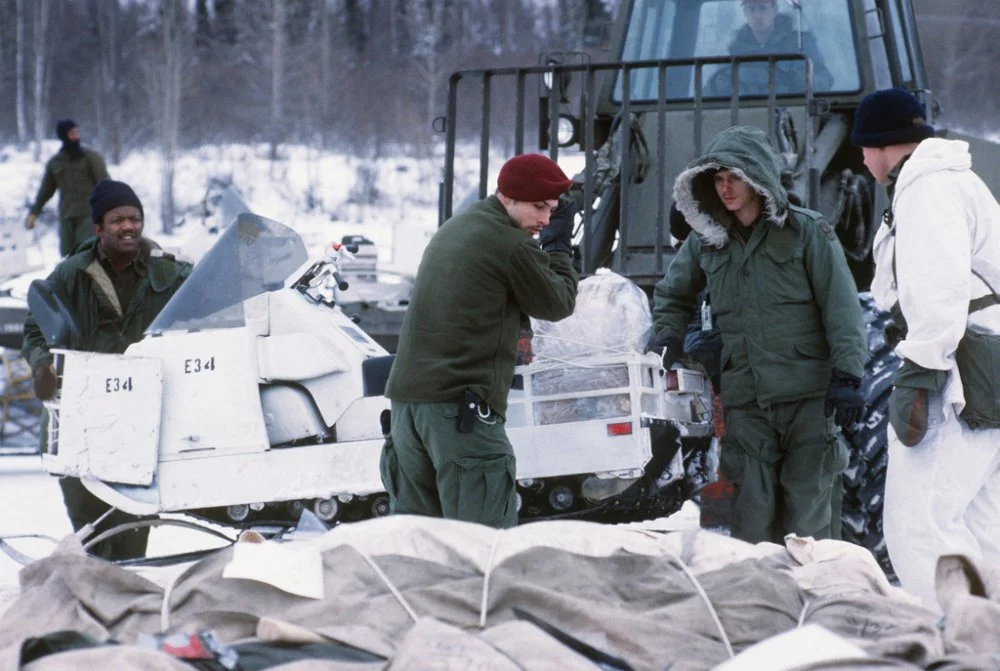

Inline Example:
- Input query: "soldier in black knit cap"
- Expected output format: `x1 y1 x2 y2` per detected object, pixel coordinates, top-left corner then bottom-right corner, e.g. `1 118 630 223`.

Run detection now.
26 119 110 257
23 180 192 561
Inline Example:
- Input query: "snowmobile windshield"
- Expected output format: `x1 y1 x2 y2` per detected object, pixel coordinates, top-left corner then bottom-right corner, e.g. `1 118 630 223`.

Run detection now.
147 213 308 334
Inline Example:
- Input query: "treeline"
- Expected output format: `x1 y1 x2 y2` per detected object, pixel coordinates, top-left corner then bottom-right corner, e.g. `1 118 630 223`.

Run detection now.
0 0 614 161
913 0 1000 136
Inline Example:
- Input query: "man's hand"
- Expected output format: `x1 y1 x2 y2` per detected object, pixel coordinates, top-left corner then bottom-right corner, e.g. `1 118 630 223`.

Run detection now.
888 359 947 447
824 369 865 428
538 198 577 254
647 334 683 369
25 213 37 230
33 363 58 401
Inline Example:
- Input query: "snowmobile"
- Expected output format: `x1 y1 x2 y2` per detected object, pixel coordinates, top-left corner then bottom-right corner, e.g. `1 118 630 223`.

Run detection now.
31 213 716 528
0 223 37 350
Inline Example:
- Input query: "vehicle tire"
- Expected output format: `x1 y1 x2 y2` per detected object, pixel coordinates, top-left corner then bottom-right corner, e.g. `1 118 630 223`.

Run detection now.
840 294 901 582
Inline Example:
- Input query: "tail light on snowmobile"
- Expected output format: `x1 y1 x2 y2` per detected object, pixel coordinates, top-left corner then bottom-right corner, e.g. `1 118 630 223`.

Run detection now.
606 421 633 436
665 369 679 391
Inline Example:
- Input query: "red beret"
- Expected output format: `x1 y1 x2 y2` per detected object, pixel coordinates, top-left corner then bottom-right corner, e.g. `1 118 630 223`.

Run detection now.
497 154 573 202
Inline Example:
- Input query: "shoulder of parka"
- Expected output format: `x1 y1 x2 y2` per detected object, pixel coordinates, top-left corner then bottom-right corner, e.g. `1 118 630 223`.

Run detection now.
57 245 99 276
787 205 838 241
148 252 193 293
44 152 63 172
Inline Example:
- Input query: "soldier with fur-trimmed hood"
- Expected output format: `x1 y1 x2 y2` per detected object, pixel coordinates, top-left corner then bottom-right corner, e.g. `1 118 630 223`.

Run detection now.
650 125 866 543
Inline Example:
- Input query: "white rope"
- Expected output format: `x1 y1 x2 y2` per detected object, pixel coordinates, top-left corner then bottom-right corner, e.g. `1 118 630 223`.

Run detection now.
160 568 184 631
527 334 642 373
478 534 502 629
667 554 734 659
357 550 419 623
797 599 813 627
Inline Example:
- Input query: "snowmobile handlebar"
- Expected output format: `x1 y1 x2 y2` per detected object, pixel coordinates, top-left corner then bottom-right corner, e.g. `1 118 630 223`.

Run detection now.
332 270 349 292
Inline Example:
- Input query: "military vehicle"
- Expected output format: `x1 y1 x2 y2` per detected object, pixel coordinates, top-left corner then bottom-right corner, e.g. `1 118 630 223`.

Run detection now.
435 0 1000 575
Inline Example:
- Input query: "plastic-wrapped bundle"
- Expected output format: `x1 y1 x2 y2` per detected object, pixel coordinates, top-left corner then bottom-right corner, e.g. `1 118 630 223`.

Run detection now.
532 269 652 361
528 271 652 425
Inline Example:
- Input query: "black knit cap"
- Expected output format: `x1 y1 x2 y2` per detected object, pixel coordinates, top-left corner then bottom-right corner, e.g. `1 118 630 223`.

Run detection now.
55 118 77 142
851 88 935 148
89 180 144 226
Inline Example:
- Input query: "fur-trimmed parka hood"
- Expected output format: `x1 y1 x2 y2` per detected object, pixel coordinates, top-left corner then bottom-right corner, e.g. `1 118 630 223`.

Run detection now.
672 125 788 248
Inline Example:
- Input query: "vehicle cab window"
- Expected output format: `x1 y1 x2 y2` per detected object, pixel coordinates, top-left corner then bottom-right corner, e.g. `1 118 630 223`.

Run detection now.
617 0 862 102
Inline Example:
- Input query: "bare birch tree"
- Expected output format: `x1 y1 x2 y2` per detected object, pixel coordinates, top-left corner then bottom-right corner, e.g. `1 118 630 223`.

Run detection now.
407 0 453 138
270 0 286 159
151 0 184 234
15 0 28 143
31 0 50 160
95 0 123 163
319 0 332 124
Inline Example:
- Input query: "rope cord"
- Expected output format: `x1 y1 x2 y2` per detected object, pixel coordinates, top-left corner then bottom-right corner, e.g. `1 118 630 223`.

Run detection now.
479 535 502 629
160 567 184 631
667 554 734 659
356 550 419 623
797 599 813 628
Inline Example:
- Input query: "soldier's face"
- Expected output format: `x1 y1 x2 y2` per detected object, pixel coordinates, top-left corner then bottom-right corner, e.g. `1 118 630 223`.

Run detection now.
862 146 893 185
67 127 80 142
96 205 144 258
714 170 757 215
743 0 777 32
500 195 560 236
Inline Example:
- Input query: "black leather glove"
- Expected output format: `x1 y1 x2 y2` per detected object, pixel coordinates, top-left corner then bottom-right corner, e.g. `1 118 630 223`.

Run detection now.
646 334 683 369
889 359 947 447
33 362 57 401
538 198 577 254
824 369 865 429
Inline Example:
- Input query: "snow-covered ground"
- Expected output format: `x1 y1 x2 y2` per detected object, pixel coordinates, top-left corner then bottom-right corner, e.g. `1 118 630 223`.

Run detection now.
0 141 448 279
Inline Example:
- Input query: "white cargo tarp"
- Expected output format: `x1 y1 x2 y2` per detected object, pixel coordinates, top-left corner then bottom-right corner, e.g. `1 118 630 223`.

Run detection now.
1 517 998 670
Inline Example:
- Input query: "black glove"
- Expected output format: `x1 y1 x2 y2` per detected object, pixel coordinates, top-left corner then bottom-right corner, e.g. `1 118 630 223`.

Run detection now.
538 198 577 254
889 359 947 446
646 334 683 369
824 369 865 429
33 363 57 401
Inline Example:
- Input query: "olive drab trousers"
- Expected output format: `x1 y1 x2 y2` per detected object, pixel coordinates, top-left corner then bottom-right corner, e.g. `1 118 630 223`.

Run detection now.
720 397 848 544
40 408 150 561
59 215 94 257
379 400 518 529
58 477 150 560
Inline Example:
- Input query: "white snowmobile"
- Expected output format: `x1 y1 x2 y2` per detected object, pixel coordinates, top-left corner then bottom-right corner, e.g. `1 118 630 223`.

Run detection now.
31 213 715 528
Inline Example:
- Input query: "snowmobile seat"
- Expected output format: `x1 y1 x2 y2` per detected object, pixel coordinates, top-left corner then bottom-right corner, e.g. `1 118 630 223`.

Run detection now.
362 355 395 397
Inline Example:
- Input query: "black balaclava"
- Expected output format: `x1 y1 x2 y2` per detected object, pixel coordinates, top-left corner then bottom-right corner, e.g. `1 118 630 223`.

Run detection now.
55 118 84 161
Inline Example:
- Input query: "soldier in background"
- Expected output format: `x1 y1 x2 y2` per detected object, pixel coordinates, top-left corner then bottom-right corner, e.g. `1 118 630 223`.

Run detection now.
711 0 833 95
26 119 110 257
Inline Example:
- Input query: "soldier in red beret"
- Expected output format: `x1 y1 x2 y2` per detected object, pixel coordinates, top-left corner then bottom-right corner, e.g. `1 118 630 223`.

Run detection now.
380 154 579 528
